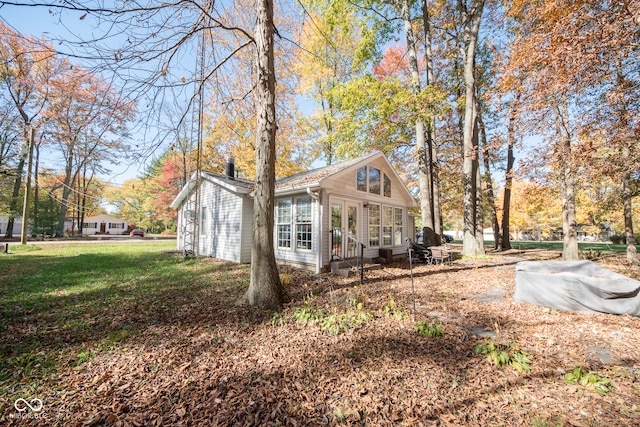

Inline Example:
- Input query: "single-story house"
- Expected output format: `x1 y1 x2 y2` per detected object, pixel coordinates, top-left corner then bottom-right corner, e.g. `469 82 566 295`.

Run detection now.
0 216 74 237
82 214 129 235
171 151 417 273
0 216 23 237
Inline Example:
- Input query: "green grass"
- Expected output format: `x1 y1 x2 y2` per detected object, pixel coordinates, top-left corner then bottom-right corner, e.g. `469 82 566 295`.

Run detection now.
484 240 637 254
0 241 252 396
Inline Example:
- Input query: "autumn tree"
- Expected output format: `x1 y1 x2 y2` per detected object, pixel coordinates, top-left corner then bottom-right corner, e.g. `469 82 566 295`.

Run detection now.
14 0 288 309
453 0 486 256
505 0 638 261
294 3 366 165
144 151 188 232
104 178 152 229
43 64 134 235
0 21 59 238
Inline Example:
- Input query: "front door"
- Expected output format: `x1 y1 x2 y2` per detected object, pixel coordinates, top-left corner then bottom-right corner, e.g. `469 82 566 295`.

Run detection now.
330 200 359 259
100 222 106 233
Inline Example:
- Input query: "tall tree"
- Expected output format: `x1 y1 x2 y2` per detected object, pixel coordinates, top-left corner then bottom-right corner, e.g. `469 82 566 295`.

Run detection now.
457 0 485 256
44 64 133 235
398 0 439 246
294 4 364 164
0 21 57 238
421 0 443 242
245 0 284 310
504 0 638 260
500 98 518 250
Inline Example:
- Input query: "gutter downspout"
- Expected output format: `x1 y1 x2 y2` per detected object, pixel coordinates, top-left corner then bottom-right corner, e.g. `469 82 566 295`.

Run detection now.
307 187 321 273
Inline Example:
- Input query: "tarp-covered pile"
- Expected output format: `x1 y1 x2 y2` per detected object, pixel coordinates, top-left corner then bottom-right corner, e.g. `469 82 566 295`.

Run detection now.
515 260 640 317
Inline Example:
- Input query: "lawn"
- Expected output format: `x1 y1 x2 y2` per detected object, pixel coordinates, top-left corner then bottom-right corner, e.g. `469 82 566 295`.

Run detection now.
484 240 638 254
1 242 639 426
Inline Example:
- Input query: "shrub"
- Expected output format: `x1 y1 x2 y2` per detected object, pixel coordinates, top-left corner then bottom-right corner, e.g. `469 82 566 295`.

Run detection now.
609 234 625 244
383 295 408 320
416 318 445 337
474 338 531 371
564 366 613 396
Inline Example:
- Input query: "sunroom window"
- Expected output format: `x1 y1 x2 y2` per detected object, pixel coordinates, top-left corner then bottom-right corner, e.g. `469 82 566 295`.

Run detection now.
368 203 380 247
295 197 312 250
277 199 292 249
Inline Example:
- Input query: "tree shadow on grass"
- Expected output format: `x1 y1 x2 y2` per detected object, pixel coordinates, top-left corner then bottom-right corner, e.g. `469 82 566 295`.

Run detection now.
0 251 270 380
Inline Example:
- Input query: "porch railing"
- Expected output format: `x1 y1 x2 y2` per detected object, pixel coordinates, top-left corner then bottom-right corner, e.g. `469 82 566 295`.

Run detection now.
330 228 366 282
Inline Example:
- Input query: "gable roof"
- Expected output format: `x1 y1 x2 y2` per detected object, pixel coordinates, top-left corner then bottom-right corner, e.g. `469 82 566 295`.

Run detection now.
274 151 381 193
170 171 253 209
171 151 416 208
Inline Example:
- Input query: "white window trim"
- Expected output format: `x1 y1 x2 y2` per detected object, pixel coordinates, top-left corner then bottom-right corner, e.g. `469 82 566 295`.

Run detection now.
295 196 313 251
276 199 292 249
275 197 314 252
357 166 391 198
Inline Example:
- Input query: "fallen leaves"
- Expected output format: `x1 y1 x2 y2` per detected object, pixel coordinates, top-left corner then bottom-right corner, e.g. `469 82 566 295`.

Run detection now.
1 249 639 426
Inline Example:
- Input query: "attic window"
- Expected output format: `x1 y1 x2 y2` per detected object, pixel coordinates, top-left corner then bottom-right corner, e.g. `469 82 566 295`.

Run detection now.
357 166 390 196
383 174 391 197
356 167 367 192
369 167 380 195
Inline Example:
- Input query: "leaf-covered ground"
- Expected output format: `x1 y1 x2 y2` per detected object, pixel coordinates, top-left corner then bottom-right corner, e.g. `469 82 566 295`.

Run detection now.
1 246 639 426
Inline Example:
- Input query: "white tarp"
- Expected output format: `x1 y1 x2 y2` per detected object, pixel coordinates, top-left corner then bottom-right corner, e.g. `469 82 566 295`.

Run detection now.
514 260 640 317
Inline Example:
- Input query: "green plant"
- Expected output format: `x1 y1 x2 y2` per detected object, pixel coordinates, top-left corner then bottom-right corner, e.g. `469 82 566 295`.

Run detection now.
564 366 613 396
383 295 408 320
271 312 285 326
415 319 445 337
320 307 373 335
76 346 94 366
474 339 531 371
610 234 625 244
279 273 294 286
292 305 324 325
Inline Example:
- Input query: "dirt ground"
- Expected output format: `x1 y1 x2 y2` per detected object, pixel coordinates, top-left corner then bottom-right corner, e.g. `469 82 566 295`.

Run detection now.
3 247 639 426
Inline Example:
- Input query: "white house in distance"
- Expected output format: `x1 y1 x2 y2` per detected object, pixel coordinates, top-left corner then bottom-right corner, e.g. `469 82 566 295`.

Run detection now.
0 216 23 237
171 151 417 273
81 214 129 235
0 216 75 237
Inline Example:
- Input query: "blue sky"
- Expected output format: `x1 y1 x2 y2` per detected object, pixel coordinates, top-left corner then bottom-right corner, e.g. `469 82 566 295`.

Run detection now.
1 4 171 185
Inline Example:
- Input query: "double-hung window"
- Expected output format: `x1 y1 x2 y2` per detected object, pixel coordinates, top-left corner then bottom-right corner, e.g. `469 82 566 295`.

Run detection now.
368 203 380 247
394 208 403 246
200 206 207 235
277 200 292 248
295 197 312 250
382 206 393 246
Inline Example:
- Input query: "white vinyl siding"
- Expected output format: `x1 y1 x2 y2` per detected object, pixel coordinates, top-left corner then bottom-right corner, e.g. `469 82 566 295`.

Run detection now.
196 180 246 262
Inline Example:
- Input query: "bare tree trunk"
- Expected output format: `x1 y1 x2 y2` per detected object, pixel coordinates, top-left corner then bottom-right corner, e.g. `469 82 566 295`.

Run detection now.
478 112 499 249
246 0 284 310
473 116 484 247
5 157 25 239
554 103 578 260
500 100 517 251
613 67 639 265
33 142 40 236
621 157 638 265
421 0 442 243
459 0 485 257
400 0 436 246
